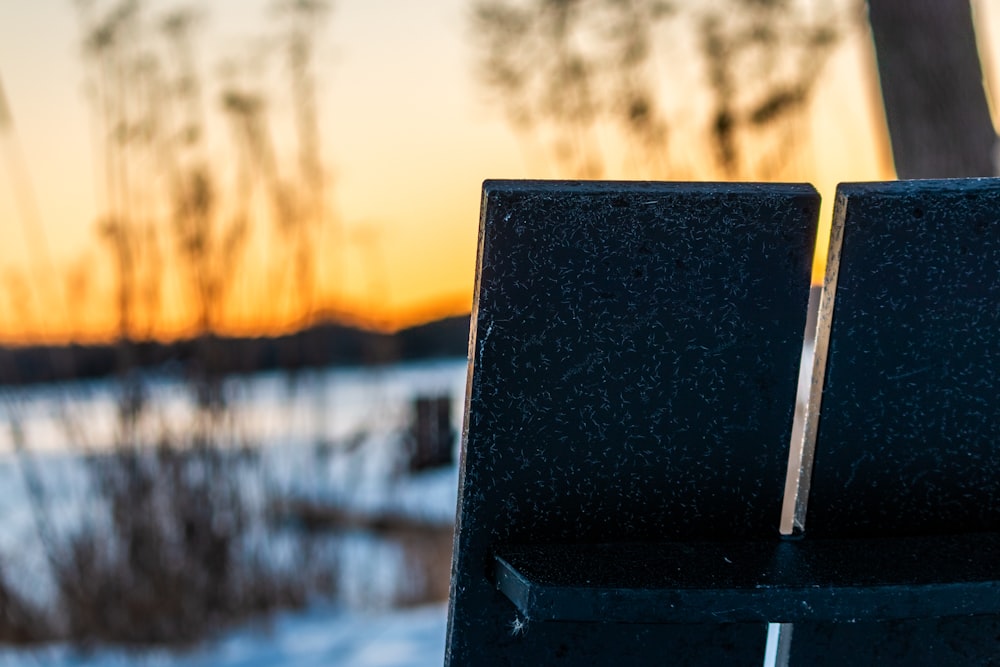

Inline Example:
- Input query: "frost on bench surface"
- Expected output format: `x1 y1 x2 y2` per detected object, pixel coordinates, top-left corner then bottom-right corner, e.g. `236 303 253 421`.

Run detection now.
783 179 1000 665
808 179 1000 539
447 180 818 666
446 178 1000 667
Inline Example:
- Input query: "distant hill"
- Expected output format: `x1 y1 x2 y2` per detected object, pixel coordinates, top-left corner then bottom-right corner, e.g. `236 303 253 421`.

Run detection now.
0 315 471 386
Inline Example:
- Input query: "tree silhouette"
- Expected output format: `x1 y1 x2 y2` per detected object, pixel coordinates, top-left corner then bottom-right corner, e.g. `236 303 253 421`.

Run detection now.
471 0 850 180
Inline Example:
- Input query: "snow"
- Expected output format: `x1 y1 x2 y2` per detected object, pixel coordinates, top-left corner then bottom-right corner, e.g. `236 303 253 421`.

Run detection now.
0 358 468 667
0 604 448 666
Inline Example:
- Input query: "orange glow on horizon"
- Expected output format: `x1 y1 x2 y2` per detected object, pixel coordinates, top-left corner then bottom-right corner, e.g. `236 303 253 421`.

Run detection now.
0 0 931 346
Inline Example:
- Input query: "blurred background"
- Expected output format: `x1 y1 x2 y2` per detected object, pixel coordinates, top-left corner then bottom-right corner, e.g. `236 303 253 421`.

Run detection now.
0 0 997 664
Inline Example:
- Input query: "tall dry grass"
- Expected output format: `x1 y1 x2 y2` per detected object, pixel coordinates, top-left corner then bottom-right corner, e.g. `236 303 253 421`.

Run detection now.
1 0 342 646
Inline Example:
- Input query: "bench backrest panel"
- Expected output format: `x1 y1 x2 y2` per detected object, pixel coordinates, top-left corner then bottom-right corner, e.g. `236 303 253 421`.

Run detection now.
808 179 1000 537
447 180 818 665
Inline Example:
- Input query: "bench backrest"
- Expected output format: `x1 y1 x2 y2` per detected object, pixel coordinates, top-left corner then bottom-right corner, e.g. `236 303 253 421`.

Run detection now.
446 180 818 665
808 179 1000 537
788 178 1000 665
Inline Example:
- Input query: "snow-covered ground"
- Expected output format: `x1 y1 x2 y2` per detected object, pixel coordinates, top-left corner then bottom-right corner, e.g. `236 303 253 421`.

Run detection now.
0 359 468 666
0 604 449 666
0 359 468 458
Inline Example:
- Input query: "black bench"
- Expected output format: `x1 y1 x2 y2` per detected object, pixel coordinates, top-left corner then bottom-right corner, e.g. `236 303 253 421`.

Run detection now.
781 179 1000 665
445 179 1000 666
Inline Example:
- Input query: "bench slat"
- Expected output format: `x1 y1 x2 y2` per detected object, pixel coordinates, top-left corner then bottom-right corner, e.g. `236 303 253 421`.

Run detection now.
495 533 1000 623
447 180 818 666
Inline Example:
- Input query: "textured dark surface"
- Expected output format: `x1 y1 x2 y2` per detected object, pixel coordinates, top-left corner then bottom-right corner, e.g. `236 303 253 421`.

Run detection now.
797 178 1000 664
495 534 1000 623
810 179 1000 538
445 180 817 666
788 616 1000 667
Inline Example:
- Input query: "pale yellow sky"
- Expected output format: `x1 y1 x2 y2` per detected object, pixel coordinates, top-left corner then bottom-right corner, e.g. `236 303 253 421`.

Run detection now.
1 0 516 340
2 0 994 343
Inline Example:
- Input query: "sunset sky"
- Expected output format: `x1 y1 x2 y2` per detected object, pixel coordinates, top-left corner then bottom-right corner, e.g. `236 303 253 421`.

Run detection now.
1 0 998 344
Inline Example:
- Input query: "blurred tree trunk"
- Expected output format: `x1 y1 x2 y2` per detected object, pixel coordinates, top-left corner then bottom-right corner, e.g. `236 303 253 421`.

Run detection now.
867 0 996 178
